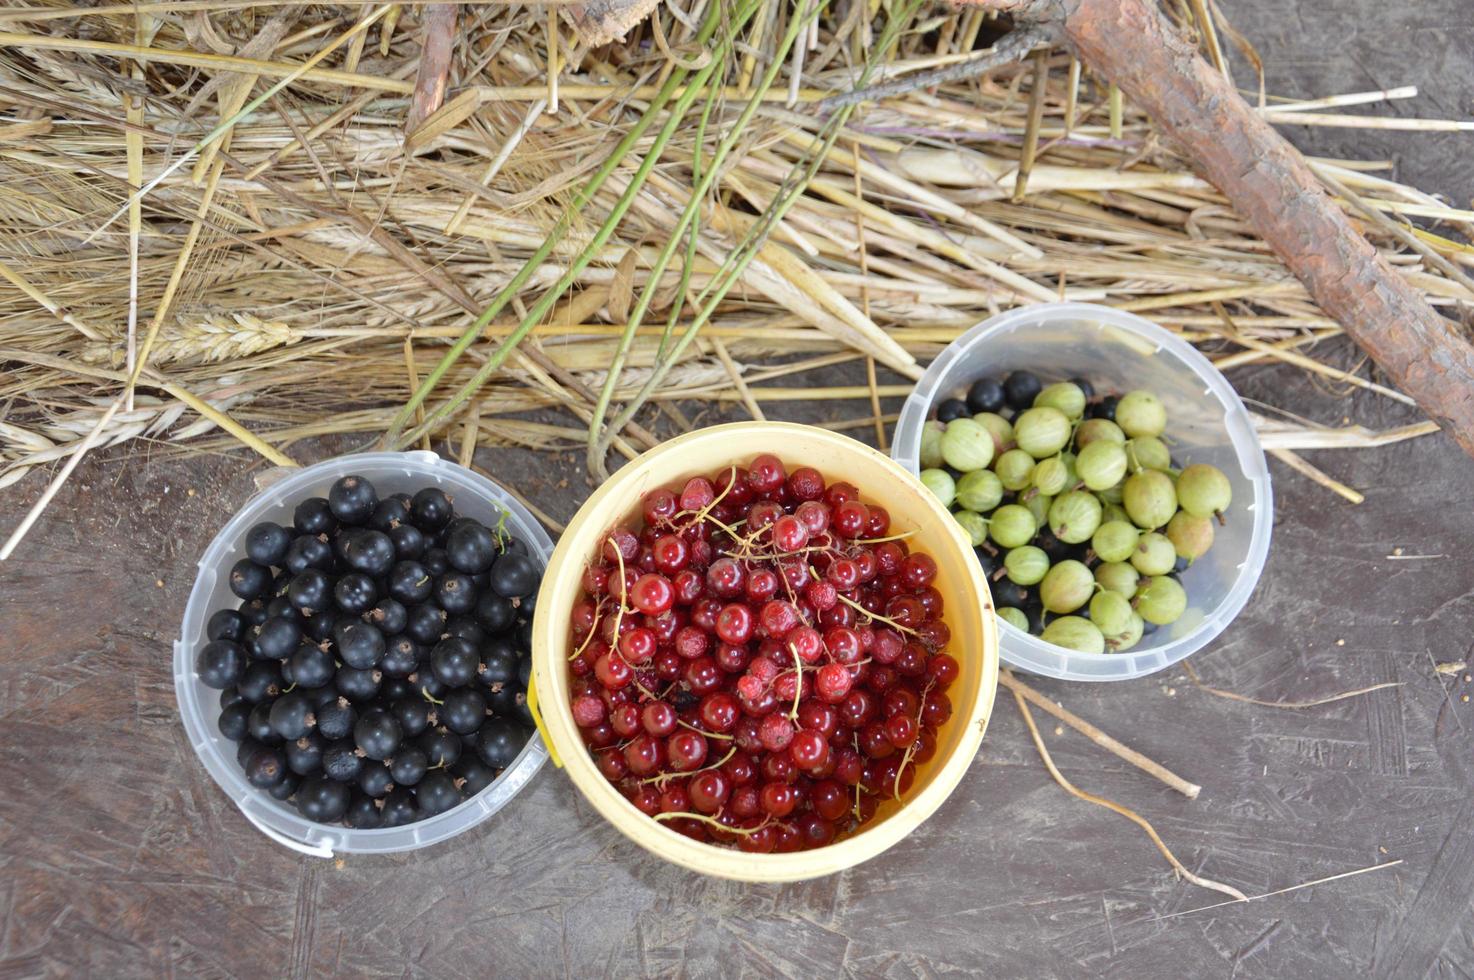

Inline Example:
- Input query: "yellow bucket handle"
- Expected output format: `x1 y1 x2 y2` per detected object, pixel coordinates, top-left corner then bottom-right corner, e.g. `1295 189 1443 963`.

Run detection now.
525 673 562 769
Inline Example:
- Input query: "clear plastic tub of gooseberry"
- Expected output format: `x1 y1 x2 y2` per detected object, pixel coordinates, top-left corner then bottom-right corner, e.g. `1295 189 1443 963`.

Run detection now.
173 451 553 857
893 302 1273 682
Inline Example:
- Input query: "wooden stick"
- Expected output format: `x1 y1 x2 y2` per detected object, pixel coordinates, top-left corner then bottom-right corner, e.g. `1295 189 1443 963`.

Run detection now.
1181 662 1400 709
1 398 122 561
1000 670 1201 798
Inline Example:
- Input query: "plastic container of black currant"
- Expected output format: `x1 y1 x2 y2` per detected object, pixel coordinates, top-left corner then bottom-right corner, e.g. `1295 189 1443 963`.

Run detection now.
174 452 552 857
893 303 1273 682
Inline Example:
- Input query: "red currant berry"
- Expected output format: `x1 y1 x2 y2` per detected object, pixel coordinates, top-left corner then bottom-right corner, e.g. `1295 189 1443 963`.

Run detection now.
602 528 639 564
659 782 691 814
705 558 745 599
723 751 757 786
883 595 926 630
714 642 749 673
860 722 896 759
797 701 838 736
816 663 854 703
917 619 951 652
712 465 754 505
883 687 920 719
734 716 764 754
874 541 906 577
884 713 919 749
896 644 927 677
715 603 754 645
679 477 715 512
759 600 801 638
623 734 666 776
651 535 689 575
641 488 679 526
641 700 677 737
899 553 938 590
689 770 731 813
758 712 796 752
746 500 782 531
629 784 662 816
824 481 859 509
597 748 629 781
788 626 824 664
759 782 799 817
629 573 673 615
823 627 862 665
794 501 830 536
798 813 836 848
730 784 761 818
865 506 891 538
787 466 825 501
744 568 779 603
811 779 849 820
582 564 610 595
691 598 722 632
771 515 809 553
654 650 682 680
609 702 641 738
921 692 952 728
698 692 740 732
832 501 869 538
747 454 787 493
826 558 860 590
594 652 633 689
832 747 864 786
927 653 960 689
805 580 837 611
571 695 606 728
618 627 656 664
789 729 830 769
840 689 876 727
913 727 939 763
666 730 709 771
682 656 723 695
761 751 796 783
853 550 878 583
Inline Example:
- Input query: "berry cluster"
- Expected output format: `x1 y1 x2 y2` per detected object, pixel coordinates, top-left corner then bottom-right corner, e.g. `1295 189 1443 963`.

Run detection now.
196 474 539 828
567 455 960 853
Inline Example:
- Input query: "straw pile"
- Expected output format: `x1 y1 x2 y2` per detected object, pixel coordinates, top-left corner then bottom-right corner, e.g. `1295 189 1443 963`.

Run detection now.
1 1 1470 498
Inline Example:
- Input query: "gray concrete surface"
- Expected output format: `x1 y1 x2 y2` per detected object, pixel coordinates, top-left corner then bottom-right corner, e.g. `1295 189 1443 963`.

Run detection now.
2 3 1473 978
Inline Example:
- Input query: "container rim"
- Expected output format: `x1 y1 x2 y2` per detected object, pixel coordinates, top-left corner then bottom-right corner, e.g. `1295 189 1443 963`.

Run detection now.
893 302 1274 682
173 450 553 856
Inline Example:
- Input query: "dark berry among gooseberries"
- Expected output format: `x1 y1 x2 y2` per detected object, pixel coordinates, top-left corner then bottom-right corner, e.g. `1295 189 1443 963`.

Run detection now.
420 728 461 769
218 701 251 741
992 579 1029 609
390 748 429 786
474 592 516 632
229 559 271 600
476 719 526 769
196 640 245 689
283 535 332 575
328 475 379 524
316 697 357 740
936 398 970 423
340 530 395 577
447 522 497 573
966 377 1006 414
286 733 326 775
207 609 245 642
344 792 383 829
286 569 331 614
1004 370 1043 409
296 776 350 822
1069 376 1096 399
416 771 463 816
244 746 287 788
441 689 488 734
411 487 454 531
245 522 292 567
335 666 383 702
293 497 337 535
489 552 539 599
333 573 378 614
353 710 403 761
268 692 316 740
334 620 385 670
431 638 479 688
237 660 283 703
1090 395 1118 421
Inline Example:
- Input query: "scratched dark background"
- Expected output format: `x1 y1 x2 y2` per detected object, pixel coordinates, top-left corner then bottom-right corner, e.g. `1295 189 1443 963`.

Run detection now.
3 4 1474 978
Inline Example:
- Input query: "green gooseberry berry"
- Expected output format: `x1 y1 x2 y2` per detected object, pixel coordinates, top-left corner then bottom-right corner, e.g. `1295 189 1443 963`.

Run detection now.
1075 418 1126 449
1176 463 1232 517
1059 451 1079 487
1097 480 1125 505
1101 500 1130 525
1126 436 1172 472
1123 469 1178 529
1041 616 1105 654
1031 455 1070 497
1076 440 1129 492
1004 545 1050 586
1088 590 1134 638
1116 389 1167 438
997 607 1030 632
919 419 946 469
920 468 956 507
1130 532 1177 576
1166 511 1214 561
1039 559 1094 614
1091 520 1139 563
1034 381 1086 421
988 504 1037 549
1095 561 1140 597
1024 492 1053 528
1014 406 1072 459
1106 612 1144 652
955 469 1003 513
974 412 1015 456
1048 490 1103 544
1134 575 1187 625
940 418 995 472
953 510 990 547
994 449 1036 491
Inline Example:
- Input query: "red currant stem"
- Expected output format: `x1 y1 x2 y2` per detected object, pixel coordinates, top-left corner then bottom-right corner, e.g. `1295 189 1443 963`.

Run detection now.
676 718 734 741
568 597 606 662
850 530 917 545
832 588 920 637
786 642 803 721
652 810 771 836
894 741 917 800
607 535 631 647
638 743 738 785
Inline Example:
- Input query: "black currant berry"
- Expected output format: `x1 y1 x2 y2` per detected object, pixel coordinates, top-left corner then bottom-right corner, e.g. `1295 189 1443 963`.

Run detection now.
935 398 970 423
353 710 403 761
237 598 269 628
283 535 332 575
245 521 292 566
446 522 497 574
237 661 284 703
221 686 246 710
269 771 301 802
422 549 451 577
296 777 350 822
965 377 1006 414
247 702 280 744
334 620 386 670
1069 376 1096 399
368 496 411 532
389 524 426 560
316 697 358 741
339 529 395 577
475 719 526 769
321 740 365 782
286 569 332 614
405 604 447 645
381 676 414 702
218 701 251 741
379 788 419 828
440 689 488 735
366 598 407 637
379 636 420 678
344 792 383 829
304 608 339 643
1090 395 1118 421
414 771 463 816
515 620 533 655
328 475 379 525
391 698 435 739
237 737 264 767
477 645 518 689
443 617 486 646
333 572 378 614
1003 370 1043 409
419 728 461 769
387 561 433 605
489 552 539 599
516 657 531 691
252 616 300 660
433 572 477 615
1024 603 1046 635
359 762 395 799
268 692 316 740
196 640 245 689
207 609 245 642
474 593 516 633
453 756 497 795
389 747 429 787
288 642 335 689
992 579 1029 609
335 667 383 702
431 638 479 688
244 745 287 789
286 733 326 775
293 497 337 536
229 559 271 600
410 487 454 531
